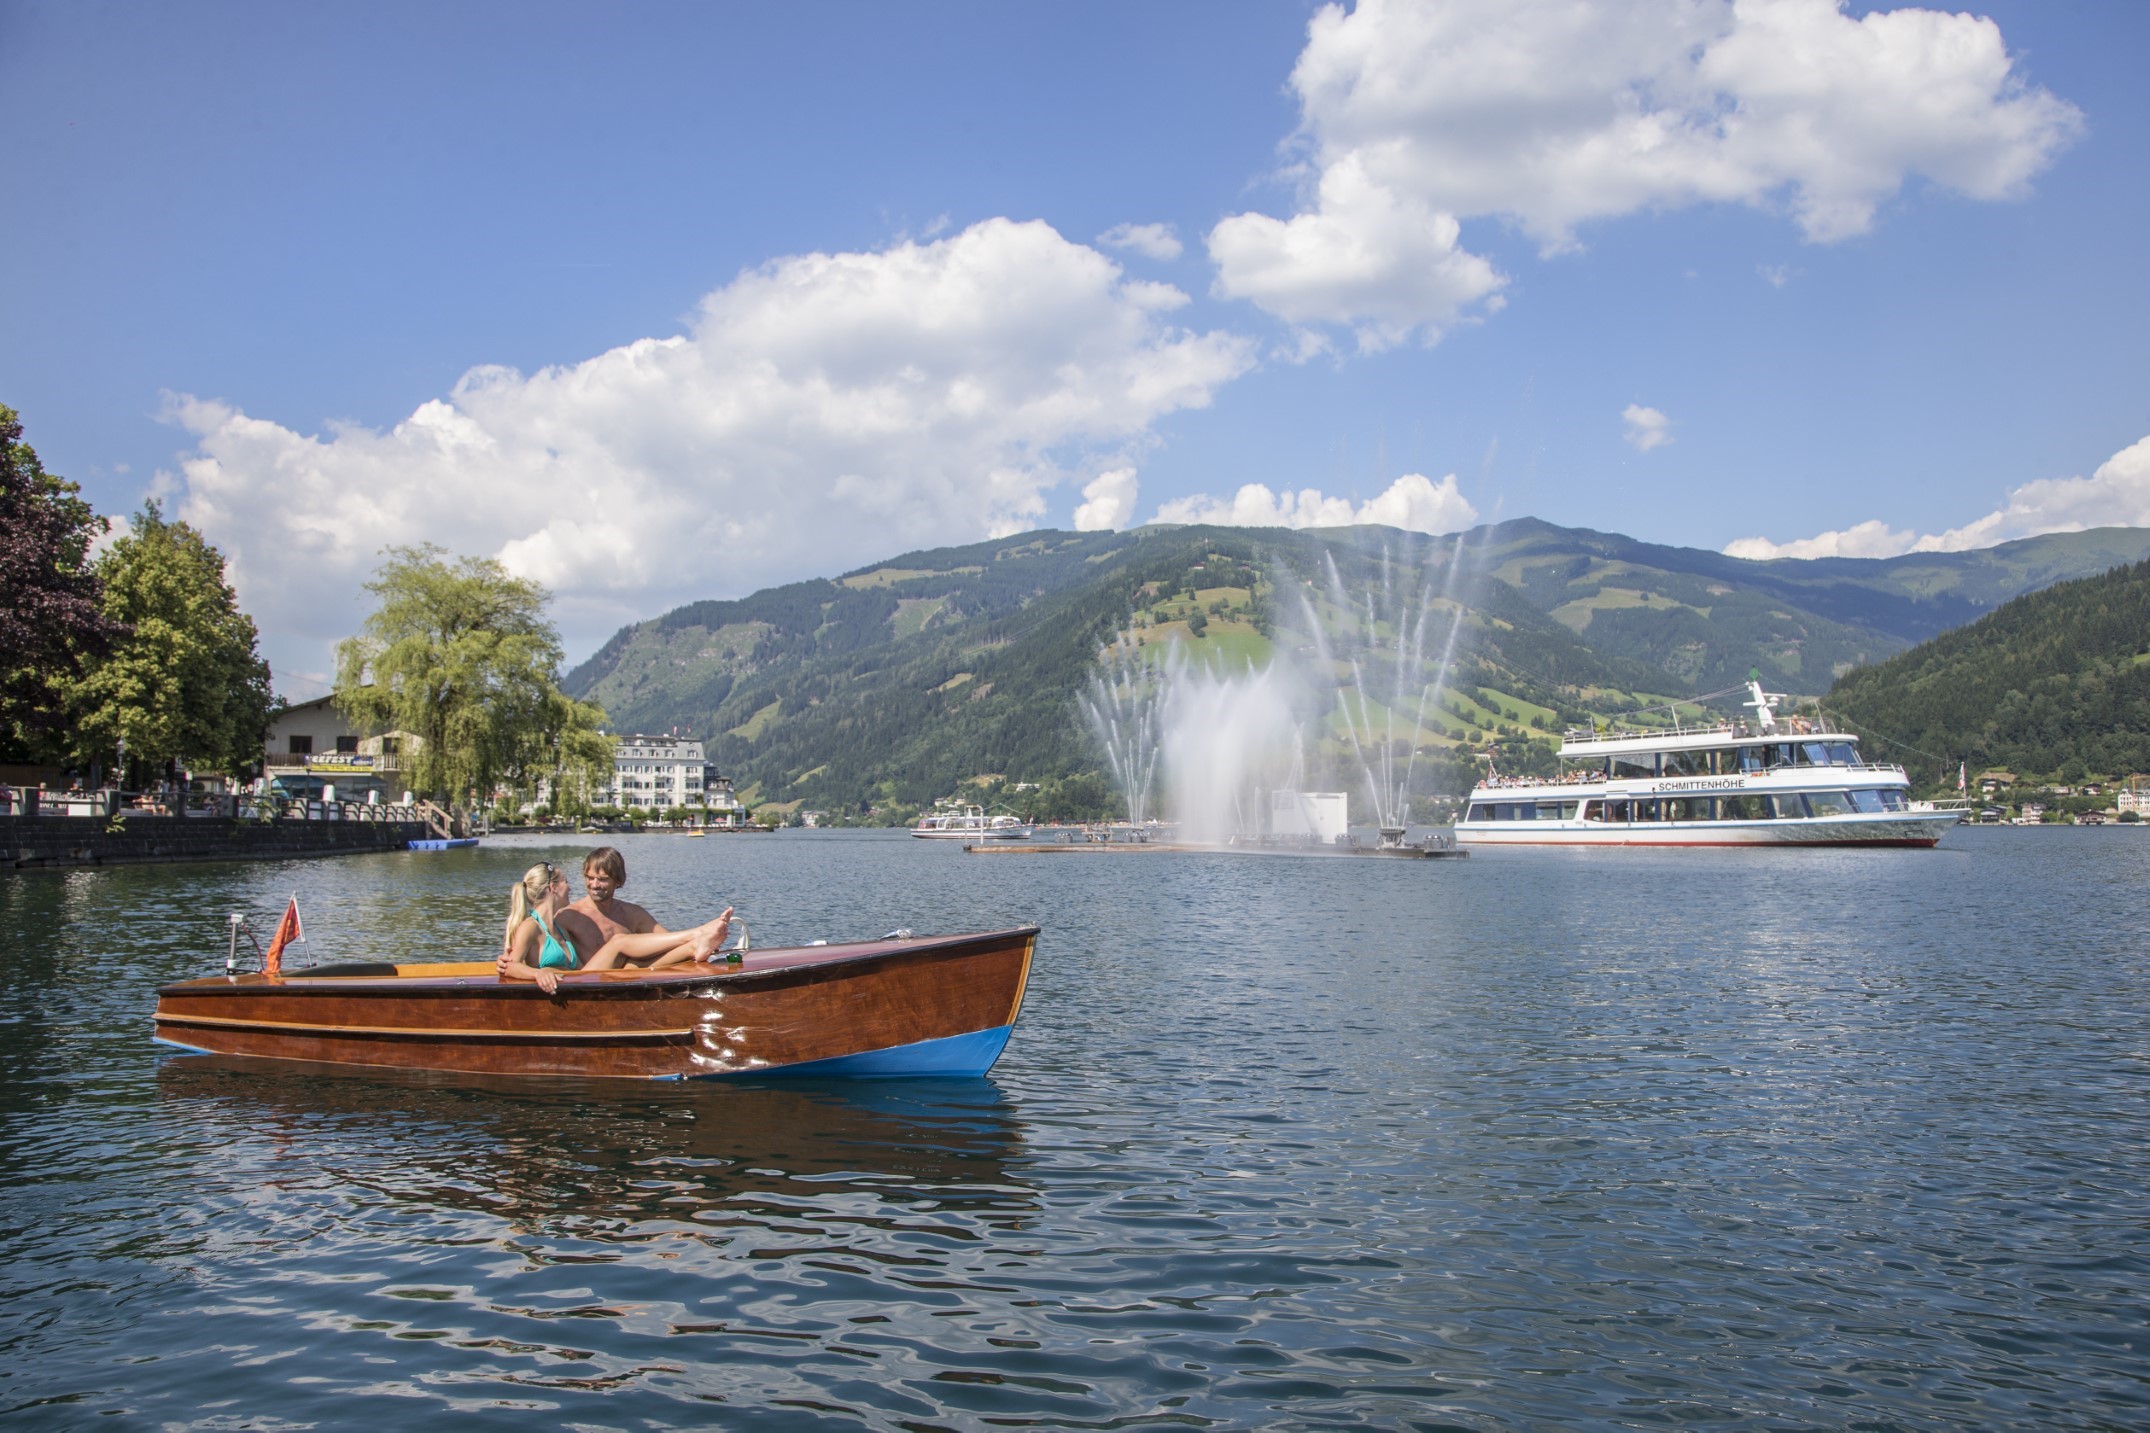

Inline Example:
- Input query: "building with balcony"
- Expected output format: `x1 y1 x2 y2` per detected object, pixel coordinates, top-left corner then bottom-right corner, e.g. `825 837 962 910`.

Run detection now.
264 696 413 780
594 734 753 824
603 734 707 813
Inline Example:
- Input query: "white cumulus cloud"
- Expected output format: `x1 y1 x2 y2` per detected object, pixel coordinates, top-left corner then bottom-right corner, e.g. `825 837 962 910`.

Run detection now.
1097 222 1184 261
1211 0 2079 338
1623 404 1675 453
1154 471 1476 535
1074 467 1140 532
1724 434 2150 560
165 218 1257 692
1209 153 1508 353
1722 517 1923 561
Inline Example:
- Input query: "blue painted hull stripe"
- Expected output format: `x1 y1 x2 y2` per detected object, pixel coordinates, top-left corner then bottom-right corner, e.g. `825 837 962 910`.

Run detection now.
694 1023 1014 1080
153 1034 215 1055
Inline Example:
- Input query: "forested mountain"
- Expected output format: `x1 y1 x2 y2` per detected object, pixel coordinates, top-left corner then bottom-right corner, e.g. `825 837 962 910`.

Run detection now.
1480 519 2150 692
562 519 2150 814
1824 557 2150 783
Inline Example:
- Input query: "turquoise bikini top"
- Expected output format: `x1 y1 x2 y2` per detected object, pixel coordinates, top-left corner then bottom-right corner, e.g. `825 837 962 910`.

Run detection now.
529 911 576 969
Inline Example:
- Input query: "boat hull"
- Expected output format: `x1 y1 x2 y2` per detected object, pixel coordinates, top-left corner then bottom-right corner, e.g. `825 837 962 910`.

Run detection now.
1455 813 1959 847
153 928 1037 1080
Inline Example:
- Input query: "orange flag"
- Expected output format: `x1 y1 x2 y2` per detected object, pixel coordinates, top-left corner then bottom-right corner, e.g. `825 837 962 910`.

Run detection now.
264 896 303 977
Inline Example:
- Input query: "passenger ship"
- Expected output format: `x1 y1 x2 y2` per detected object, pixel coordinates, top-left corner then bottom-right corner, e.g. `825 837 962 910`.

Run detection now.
1456 681 1963 848
911 804 1032 840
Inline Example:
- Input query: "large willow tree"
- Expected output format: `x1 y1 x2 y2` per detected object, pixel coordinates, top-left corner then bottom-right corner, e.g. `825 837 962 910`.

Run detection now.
334 546 611 807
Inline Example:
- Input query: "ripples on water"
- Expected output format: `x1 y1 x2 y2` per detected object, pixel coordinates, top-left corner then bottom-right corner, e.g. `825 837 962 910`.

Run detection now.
2 828 2147 1428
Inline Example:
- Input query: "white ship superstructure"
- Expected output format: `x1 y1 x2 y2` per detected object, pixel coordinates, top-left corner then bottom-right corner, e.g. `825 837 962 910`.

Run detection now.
1455 681 1963 848
911 803 1033 840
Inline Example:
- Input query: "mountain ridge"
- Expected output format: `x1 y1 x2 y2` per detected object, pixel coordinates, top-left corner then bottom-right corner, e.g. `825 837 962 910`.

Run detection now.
560 519 2150 812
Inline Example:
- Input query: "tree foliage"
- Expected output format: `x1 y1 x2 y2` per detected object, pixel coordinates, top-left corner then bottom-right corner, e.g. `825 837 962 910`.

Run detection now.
1826 558 2150 782
0 405 124 756
71 502 273 778
335 546 610 805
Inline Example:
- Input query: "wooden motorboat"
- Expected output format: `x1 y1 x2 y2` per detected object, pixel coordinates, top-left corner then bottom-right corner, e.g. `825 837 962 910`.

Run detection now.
154 927 1037 1080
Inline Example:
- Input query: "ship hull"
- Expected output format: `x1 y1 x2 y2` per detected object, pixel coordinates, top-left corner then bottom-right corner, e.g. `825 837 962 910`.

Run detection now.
1455 814 1958 848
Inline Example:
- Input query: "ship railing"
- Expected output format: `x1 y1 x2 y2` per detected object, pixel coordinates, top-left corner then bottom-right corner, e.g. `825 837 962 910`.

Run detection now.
1564 719 1852 746
1485 758 1910 790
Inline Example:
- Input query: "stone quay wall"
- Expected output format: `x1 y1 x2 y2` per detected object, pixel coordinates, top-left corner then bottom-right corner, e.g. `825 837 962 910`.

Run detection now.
1 814 429 869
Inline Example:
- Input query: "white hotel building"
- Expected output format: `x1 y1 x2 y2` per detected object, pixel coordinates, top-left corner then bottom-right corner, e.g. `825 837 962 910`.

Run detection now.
600 734 749 825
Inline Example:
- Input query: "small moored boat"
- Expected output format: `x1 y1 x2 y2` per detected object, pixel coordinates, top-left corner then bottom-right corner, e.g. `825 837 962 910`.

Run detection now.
154 927 1038 1080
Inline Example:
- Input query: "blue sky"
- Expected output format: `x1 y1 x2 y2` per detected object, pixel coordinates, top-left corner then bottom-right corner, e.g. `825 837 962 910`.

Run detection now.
5 1 2146 695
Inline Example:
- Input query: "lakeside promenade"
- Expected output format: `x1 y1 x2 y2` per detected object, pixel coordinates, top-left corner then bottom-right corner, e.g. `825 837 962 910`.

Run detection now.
0 807 429 868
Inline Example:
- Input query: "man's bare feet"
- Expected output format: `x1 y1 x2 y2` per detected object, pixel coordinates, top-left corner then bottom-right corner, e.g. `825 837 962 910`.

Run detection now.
690 908 735 960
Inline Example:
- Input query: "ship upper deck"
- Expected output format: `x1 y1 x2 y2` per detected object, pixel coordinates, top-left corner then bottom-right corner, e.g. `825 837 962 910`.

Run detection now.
1559 715 1849 758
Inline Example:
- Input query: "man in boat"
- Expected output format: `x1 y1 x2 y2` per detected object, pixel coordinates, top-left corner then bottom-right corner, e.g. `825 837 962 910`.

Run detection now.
569 847 666 945
568 845 738 966
496 861 733 991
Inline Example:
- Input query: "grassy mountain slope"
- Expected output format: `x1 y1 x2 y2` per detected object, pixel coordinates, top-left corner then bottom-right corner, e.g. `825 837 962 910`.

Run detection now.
1824 557 2150 782
566 525 1658 811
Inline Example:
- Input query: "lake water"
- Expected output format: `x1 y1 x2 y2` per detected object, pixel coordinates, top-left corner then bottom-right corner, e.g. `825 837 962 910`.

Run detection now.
2 826 2146 1429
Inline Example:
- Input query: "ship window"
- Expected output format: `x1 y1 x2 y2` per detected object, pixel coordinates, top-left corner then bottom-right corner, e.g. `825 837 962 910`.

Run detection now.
1662 797 1709 821
1826 742 1857 766
1847 789 1885 814
1612 753 1658 779
1718 794 1756 820
1728 747 1764 773
1767 743 1795 769
1768 793 1810 819
1603 799 1629 822
1582 801 1603 822
1632 797 1660 822
1537 802 1578 821
1662 750 1706 776
1807 790 1853 817
1878 789 1907 811
1464 804 1487 822
1508 803 1533 821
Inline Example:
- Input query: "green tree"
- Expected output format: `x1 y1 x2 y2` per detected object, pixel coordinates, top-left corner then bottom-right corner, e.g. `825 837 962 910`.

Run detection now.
72 502 273 784
0 405 124 757
334 545 609 807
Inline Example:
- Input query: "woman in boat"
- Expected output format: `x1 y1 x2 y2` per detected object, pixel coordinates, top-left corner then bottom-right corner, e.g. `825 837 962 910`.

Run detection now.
497 862 732 993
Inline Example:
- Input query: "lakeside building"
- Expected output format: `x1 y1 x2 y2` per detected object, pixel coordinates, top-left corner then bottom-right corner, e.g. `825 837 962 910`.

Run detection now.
603 734 703 811
263 695 415 792
598 734 751 826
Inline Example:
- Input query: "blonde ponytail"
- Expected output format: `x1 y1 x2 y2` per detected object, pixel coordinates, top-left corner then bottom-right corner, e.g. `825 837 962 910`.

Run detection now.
504 862 557 950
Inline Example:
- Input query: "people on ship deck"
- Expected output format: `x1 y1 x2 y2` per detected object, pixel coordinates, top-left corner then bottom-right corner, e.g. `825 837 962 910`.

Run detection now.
496 861 733 993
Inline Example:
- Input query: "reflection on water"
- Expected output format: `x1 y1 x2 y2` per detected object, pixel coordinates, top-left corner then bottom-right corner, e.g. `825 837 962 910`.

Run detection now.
155 1059 1031 1226
4 828 2150 1426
